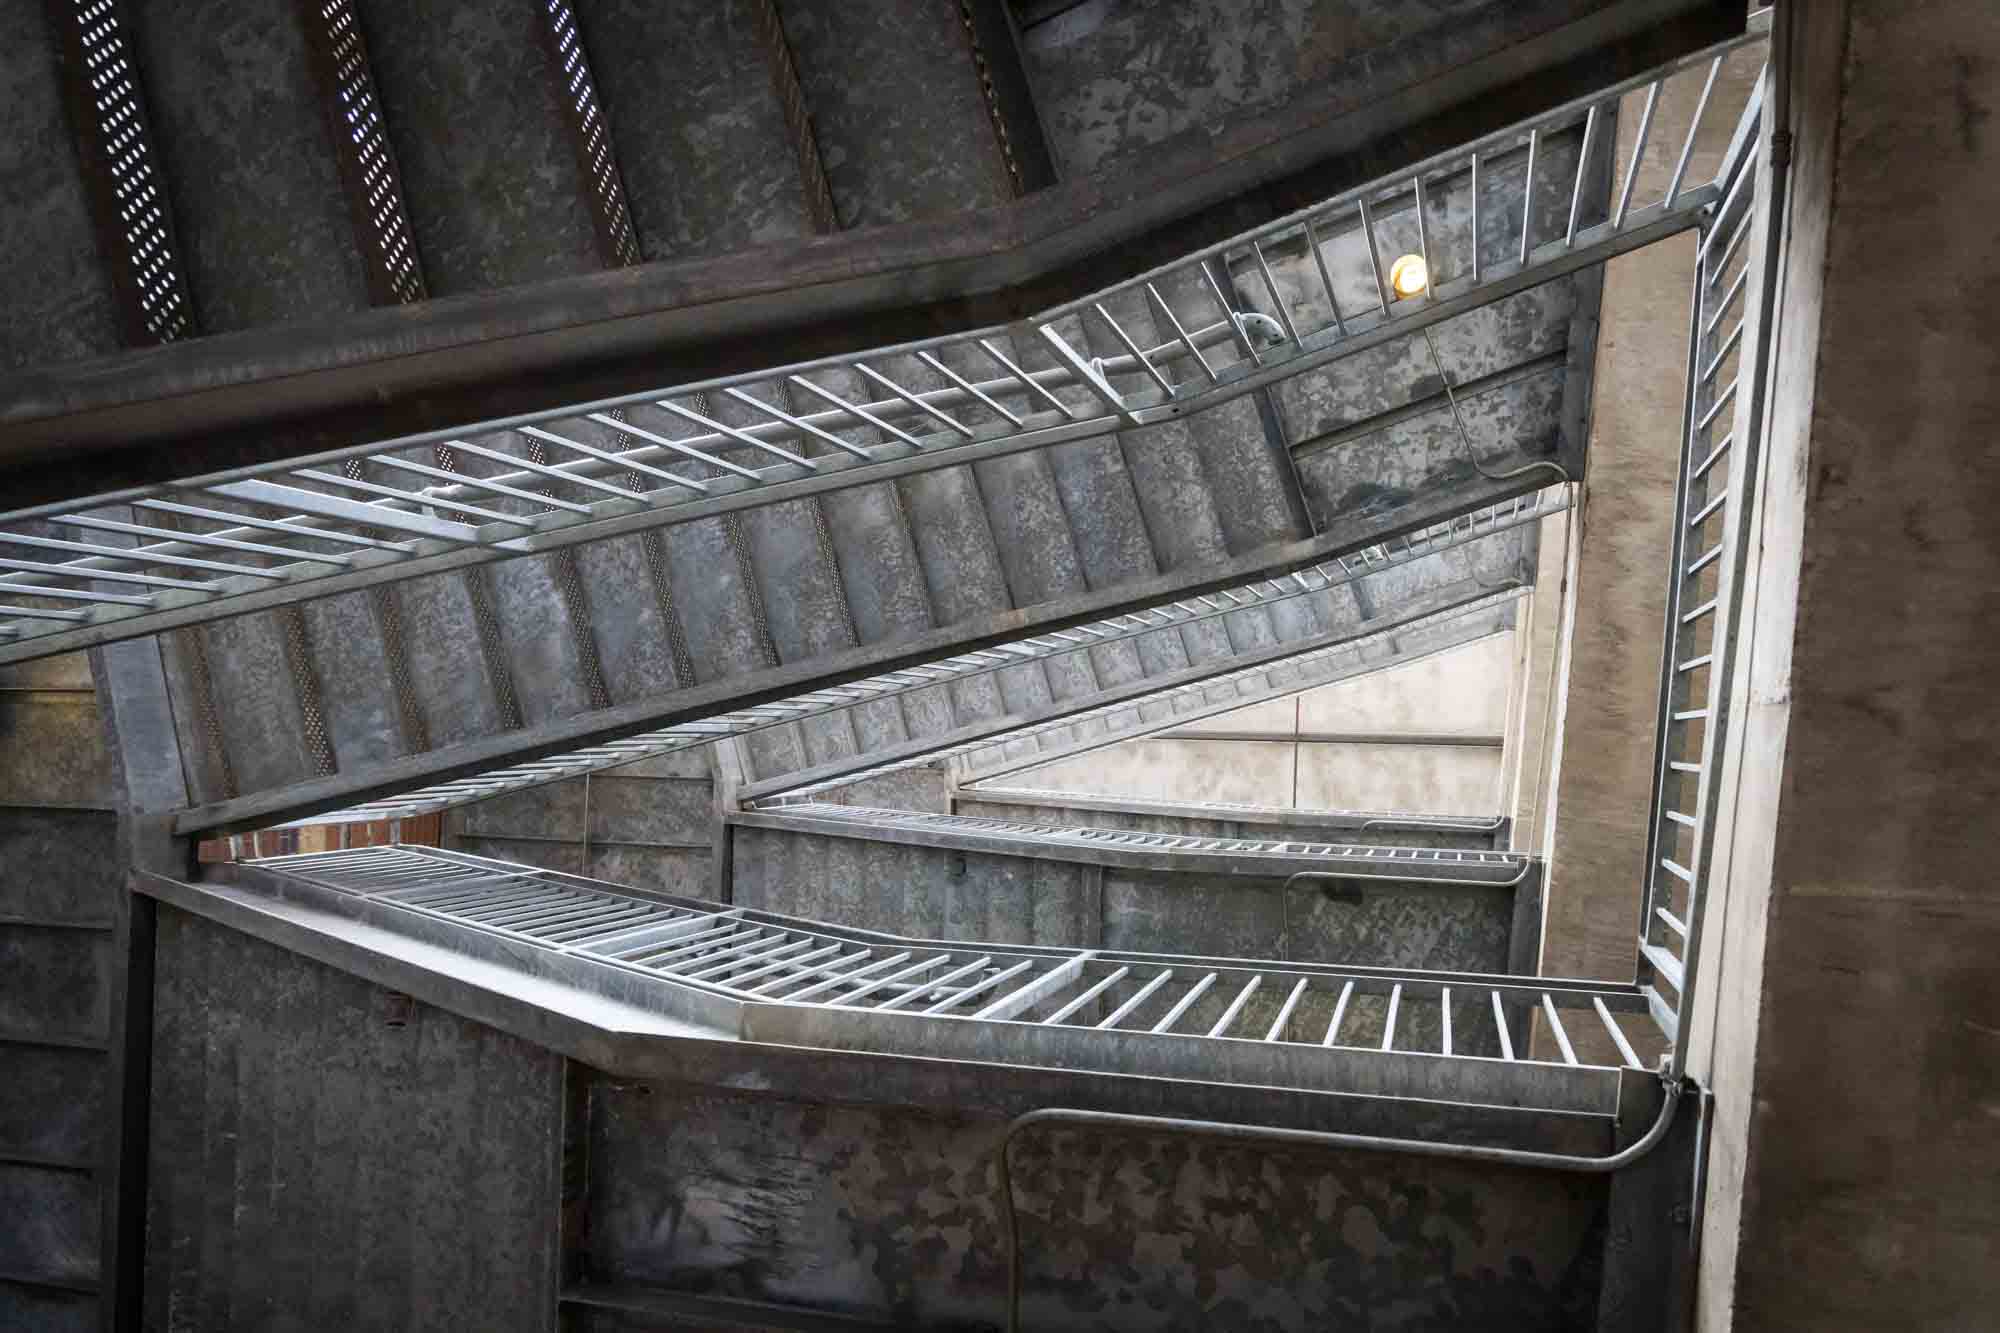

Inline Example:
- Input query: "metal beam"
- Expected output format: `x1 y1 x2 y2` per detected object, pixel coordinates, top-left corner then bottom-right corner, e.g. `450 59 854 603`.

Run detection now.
298 494 1551 828
164 489 1552 835
0 170 1688 663
742 587 1523 805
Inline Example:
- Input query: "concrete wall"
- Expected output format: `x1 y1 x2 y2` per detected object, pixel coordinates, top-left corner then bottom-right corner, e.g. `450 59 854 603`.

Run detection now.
1691 5 2000 1329
994 631 1517 815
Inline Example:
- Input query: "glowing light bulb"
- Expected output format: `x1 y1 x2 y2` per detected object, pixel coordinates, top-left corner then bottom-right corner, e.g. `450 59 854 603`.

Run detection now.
1390 253 1429 297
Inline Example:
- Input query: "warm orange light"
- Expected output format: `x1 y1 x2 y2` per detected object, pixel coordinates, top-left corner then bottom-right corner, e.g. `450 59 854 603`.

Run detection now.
1390 253 1429 297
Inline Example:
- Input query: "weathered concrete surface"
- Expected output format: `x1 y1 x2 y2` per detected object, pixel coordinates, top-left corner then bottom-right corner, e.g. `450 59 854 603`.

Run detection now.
0 655 122 1315
576 0 813 258
1026 0 1612 178
0 0 120 369
356 0 600 292
130 0 365 331
1540 47 1764 988
1000 630 1517 815
1691 5 2000 1329
445 748 719 900
778 0 1012 227
1509 508 1575 856
143 906 563 1332
810 763 955 815
582 1077 1611 1330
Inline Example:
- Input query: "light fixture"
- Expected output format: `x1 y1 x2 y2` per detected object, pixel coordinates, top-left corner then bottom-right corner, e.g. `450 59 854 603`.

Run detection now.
1389 253 1429 297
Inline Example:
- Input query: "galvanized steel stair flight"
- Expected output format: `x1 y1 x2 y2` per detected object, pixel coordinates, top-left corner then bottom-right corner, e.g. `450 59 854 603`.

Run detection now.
1 36 1750 833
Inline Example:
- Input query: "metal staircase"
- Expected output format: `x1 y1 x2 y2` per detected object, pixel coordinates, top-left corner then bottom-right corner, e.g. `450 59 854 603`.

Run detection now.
751 582 1528 808
204 843 1648 1111
278 497 1546 830
952 787 1511 850
0 36 1763 845
1637 73 1768 1066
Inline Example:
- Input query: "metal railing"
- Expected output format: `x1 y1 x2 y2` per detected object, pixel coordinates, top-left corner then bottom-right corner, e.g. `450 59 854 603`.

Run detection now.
0 32 1761 664
737 801 1531 882
283 493 1556 826
1637 66 1769 1065
954 787 1509 837
750 585 1525 807
240 844 1651 1109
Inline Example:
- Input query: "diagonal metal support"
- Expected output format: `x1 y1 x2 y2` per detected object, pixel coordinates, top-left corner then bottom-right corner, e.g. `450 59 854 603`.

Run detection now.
230 491 1557 834
745 586 1524 807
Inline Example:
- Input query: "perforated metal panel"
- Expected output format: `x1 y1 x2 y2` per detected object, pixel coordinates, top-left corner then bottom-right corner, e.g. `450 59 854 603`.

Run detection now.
313 0 425 305
542 0 640 267
66 0 192 343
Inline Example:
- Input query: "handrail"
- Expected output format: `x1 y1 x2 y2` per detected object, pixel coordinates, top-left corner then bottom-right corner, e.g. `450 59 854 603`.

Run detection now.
996 1079 1683 1331
0 25 1765 663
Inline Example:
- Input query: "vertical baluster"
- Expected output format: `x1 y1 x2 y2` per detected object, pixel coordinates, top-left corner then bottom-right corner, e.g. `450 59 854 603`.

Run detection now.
1207 976 1263 1038
1665 57 1724 208
1150 973 1218 1034
1302 215 1345 337
1145 283 1217 383
1594 997 1645 1070
1090 304 1175 398
1491 990 1515 1061
1200 261 1261 365
1096 968 1174 1029
1380 983 1402 1052
1413 176 1435 301
1358 198 1390 314
1615 81 1661 229
1322 979 1355 1046
1250 241 1300 345
1519 129 1539 266
1469 151 1481 285
1440 986 1453 1056
1040 965 1130 1026
1565 104 1600 247
1265 977 1310 1042
1542 994 1580 1065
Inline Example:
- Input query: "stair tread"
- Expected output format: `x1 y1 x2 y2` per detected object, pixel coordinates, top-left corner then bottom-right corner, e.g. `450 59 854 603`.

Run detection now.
569 535 684 700
744 726 807 784
0 1 121 367
1017 314 1166 592
356 0 600 291
201 613 317 794
657 520 773 684
779 0 1012 228
485 554 596 725
129 0 365 332
893 466 1013 626
736 501 857 664
392 573 509 748
814 484 936 646
576 0 813 260
300 591 408 770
